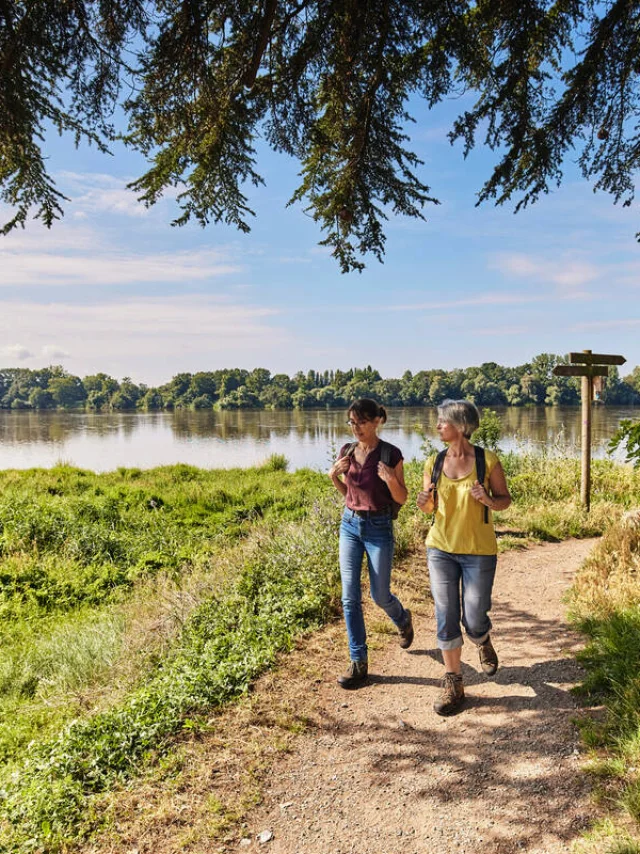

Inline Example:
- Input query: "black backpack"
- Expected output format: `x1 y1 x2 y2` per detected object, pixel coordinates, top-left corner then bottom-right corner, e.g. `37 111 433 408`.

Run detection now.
430 445 490 523
343 439 403 519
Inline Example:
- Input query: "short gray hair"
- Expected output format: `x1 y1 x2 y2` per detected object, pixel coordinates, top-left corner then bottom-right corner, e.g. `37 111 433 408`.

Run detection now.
437 399 480 438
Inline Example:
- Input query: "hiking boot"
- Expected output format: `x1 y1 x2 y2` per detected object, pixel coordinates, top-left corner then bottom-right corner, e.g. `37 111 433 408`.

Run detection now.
433 672 465 716
478 636 498 676
398 609 414 650
337 660 368 689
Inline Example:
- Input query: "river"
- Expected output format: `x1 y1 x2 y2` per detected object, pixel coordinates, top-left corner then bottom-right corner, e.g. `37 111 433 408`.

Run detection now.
0 406 638 472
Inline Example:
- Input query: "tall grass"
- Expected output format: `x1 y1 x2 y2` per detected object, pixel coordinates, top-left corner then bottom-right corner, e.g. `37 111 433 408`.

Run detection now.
570 514 640 851
495 453 640 541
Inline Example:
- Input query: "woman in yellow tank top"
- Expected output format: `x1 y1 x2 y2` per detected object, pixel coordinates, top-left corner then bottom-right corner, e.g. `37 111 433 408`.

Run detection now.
417 400 511 716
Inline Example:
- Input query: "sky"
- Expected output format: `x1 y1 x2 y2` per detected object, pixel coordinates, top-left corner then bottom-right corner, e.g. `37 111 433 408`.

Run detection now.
1 95 639 386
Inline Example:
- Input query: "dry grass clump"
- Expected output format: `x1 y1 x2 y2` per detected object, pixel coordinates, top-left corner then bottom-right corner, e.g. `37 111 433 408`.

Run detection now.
570 511 640 621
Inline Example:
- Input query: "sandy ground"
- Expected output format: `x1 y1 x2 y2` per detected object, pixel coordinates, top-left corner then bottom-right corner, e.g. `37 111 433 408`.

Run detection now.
238 538 598 854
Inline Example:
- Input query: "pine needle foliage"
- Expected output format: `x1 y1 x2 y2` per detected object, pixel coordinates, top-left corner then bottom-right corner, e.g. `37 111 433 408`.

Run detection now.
4 1 640 269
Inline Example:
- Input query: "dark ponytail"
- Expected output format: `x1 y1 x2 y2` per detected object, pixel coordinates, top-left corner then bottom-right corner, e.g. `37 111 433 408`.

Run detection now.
347 398 387 424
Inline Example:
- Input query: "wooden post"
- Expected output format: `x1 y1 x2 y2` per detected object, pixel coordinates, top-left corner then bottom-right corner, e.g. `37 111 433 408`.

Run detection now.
553 351 625 512
581 350 592 511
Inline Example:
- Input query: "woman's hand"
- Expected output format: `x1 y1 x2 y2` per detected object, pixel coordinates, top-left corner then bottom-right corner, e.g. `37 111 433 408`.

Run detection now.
416 485 435 512
330 456 351 479
377 461 395 483
470 479 492 507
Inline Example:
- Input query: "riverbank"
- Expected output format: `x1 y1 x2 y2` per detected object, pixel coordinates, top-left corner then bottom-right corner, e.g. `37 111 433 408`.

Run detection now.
1 456 640 851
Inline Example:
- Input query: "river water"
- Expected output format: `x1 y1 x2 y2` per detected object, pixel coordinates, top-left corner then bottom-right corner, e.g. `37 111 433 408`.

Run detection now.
0 406 638 473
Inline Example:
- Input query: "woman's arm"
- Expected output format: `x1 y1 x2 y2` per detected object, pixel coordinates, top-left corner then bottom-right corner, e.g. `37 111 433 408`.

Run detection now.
470 460 512 511
416 468 436 514
329 456 349 498
377 459 408 505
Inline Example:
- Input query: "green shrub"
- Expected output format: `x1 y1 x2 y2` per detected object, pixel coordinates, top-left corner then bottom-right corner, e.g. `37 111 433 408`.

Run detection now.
260 454 289 472
472 408 502 451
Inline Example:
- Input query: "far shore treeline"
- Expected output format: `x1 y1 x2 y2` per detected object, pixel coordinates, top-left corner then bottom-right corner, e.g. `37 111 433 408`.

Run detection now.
1 354 640 412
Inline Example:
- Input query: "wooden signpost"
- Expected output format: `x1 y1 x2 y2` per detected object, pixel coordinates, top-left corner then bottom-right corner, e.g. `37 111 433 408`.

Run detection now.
553 350 626 511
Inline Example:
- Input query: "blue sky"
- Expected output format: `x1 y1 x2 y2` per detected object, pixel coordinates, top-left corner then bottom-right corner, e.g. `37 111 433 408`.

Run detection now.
1 96 638 386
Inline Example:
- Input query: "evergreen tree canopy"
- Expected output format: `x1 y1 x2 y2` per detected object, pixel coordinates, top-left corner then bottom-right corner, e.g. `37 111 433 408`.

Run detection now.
2 0 640 271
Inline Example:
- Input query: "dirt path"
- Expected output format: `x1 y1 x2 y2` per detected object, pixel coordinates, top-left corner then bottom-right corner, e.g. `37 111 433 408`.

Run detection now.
238 538 598 854
88 538 599 854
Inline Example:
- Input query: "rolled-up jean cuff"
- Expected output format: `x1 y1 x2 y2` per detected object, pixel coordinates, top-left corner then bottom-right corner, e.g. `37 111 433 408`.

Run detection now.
467 631 490 647
439 636 464 651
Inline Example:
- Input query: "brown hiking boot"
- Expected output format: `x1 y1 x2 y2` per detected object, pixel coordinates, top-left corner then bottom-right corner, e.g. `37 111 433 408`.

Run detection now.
398 609 414 649
337 660 368 689
433 672 465 716
478 636 498 676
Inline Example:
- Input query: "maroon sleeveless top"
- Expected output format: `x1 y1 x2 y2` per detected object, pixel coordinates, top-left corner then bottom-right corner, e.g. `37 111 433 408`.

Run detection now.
339 441 403 512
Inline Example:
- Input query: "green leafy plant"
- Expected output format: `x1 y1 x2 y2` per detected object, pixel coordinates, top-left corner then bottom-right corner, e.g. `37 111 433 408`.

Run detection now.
472 409 502 452
610 420 640 468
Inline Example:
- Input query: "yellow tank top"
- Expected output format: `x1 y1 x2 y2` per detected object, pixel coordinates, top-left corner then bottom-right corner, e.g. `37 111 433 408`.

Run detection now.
424 449 499 555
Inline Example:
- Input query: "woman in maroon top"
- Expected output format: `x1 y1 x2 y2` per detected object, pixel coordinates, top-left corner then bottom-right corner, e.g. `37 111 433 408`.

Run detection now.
329 398 413 688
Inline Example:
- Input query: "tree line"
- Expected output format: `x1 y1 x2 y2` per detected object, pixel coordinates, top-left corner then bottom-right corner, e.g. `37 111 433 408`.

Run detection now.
1 355 639 412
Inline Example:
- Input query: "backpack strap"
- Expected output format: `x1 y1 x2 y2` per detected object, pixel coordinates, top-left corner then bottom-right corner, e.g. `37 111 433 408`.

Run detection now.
378 440 403 519
430 447 489 523
378 439 392 466
474 445 489 524
342 442 358 458
429 448 448 513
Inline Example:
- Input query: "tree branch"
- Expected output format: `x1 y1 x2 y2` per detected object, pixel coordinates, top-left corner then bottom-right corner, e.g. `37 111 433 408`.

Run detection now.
243 0 278 89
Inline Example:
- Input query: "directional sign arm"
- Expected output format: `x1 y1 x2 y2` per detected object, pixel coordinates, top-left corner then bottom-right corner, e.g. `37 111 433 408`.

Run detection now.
568 353 626 366
553 365 610 377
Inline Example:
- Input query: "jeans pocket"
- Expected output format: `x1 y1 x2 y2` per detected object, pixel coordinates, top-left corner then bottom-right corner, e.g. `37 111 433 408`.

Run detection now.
369 515 392 532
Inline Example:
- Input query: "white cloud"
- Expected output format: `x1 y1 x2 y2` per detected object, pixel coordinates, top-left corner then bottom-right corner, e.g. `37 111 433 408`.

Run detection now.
490 252 599 293
0 220 101 253
385 292 545 312
291 291 556 315
0 296 279 337
77 187 150 219
0 199 241 288
493 254 540 277
2 344 33 361
0 244 241 287
0 296 293 383
575 318 640 330
56 170 184 218
57 171 129 187
42 345 70 359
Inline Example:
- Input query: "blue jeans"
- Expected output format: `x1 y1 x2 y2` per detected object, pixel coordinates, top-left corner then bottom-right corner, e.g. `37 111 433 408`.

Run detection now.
427 547 497 651
339 509 409 662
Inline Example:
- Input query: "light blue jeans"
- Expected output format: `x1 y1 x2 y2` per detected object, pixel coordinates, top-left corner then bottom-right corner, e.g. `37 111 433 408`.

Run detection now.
339 509 409 662
427 547 497 650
